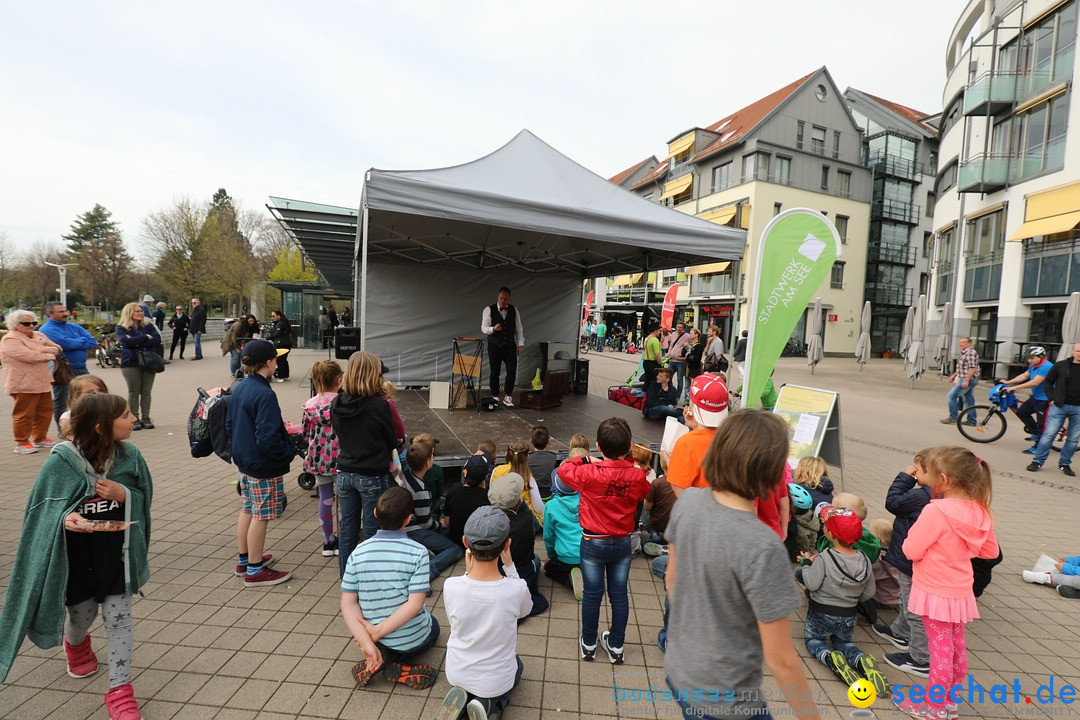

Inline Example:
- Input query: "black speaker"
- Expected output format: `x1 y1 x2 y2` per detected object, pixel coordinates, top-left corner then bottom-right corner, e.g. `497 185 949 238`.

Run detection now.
572 358 589 395
335 327 360 359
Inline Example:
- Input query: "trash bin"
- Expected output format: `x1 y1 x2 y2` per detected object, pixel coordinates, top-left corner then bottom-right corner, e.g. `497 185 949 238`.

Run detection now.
572 358 589 395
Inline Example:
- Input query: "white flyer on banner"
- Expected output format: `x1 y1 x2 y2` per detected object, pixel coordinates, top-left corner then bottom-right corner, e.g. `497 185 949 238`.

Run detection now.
791 413 820 445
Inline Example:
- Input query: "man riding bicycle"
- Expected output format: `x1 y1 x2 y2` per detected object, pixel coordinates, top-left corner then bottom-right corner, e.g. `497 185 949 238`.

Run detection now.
999 346 1052 445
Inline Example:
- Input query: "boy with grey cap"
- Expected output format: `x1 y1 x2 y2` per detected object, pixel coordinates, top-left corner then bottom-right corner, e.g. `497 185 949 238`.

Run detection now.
437 506 531 720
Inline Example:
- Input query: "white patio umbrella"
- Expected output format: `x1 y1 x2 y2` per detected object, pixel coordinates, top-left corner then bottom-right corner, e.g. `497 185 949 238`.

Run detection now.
855 301 871 372
905 294 928 389
1058 292 1080 361
934 301 953 378
807 297 824 374
899 305 915 358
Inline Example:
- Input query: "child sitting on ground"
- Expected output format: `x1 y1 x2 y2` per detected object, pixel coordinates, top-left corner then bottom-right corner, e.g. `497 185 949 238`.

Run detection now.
476 440 497 480
527 426 557 499
643 453 676 568
815 492 881 563
58 374 109 439
437 506 532 720
401 445 463 581
787 456 834 560
802 508 889 696
869 518 900 611
630 442 657 483
411 432 444 510
442 455 491 550
342 487 439 690
542 464 584 601
492 440 545 526
301 360 343 558
488 473 548 618
1022 554 1080 598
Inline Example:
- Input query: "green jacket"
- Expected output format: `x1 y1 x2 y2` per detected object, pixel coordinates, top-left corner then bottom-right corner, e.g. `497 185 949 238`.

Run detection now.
816 527 881 564
0 441 152 683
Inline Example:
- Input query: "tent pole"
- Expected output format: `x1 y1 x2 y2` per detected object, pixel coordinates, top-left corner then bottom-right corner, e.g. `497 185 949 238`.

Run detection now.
358 203 370 351
731 259 743 346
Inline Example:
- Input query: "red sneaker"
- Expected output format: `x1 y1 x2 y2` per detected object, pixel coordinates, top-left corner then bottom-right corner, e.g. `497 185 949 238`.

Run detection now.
243 566 292 587
105 683 142 720
64 634 98 678
234 553 275 576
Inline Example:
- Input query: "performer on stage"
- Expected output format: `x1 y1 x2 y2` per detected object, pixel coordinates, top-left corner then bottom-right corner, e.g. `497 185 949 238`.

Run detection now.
481 286 525 407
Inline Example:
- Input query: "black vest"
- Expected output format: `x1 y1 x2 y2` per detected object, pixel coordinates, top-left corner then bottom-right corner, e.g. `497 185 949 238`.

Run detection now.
488 303 517 349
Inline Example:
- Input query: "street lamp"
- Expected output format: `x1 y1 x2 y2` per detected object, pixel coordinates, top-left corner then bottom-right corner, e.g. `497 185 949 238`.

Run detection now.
43 262 78 309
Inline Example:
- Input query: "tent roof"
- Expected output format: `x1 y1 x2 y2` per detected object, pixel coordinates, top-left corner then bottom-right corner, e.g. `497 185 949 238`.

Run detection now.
270 130 745 293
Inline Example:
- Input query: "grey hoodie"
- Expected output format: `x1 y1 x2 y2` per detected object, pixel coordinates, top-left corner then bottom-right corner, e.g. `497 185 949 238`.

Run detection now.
803 548 875 614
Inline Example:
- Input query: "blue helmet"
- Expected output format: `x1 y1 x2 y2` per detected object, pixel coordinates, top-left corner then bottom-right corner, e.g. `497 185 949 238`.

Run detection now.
787 482 813 510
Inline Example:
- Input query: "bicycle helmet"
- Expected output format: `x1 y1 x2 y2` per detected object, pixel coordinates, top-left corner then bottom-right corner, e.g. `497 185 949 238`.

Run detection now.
787 482 813 511
1027 346 1047 358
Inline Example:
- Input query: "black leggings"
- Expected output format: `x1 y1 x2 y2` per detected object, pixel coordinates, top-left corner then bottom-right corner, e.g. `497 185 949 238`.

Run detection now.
170 331 187 358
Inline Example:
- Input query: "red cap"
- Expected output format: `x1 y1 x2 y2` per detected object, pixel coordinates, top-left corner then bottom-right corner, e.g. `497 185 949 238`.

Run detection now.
823 508 863 545
688 373 730 427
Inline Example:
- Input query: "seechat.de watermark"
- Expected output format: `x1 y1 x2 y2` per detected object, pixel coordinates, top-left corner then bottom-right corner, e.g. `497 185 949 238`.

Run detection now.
892 675 1077 715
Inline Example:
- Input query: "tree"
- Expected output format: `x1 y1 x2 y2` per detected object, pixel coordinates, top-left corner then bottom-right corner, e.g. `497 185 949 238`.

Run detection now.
20 242 68 310
143 198 224 300
63 205 119 256
0 231 18 306
60 205 136 310
202 189 257 315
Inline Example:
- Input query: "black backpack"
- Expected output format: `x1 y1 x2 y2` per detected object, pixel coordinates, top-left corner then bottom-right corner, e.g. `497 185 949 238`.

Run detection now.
187 385 236 463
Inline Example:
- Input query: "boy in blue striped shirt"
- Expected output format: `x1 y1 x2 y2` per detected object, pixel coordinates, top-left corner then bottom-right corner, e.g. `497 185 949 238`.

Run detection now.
340 487 439 689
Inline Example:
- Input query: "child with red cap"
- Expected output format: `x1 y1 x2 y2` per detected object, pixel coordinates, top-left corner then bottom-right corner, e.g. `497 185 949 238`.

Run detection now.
801 506 890 697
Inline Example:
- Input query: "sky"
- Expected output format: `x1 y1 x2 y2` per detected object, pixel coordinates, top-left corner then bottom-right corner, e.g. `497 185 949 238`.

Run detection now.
0 1 963 257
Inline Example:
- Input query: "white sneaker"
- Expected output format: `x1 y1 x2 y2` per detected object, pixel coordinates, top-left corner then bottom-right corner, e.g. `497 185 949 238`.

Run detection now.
502 394 514 407
1022 570 1053 586
13 444 37 454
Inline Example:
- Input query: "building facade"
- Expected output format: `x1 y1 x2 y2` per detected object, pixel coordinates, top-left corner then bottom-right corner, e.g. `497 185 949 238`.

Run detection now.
933 0 1078 372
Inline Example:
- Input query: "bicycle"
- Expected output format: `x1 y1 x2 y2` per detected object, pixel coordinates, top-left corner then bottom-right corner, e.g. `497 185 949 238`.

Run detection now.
956 383 1066 450
578 336 590 355
96 332 121 368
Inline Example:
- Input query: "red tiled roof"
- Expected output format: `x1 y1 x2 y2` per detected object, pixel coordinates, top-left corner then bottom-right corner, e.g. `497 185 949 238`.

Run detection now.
856 89 937 136
609 157 655 186
631 159 671 189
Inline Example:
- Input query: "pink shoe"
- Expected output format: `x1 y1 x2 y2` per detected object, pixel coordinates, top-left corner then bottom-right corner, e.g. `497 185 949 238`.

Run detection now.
64 634 98 678
234 553 275 576
243 566 292 587
105 683 142 720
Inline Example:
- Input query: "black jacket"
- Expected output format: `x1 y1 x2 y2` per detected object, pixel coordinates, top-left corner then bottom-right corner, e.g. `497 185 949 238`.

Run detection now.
733 337 748 362
330 393 397 475
189 304 207 333
1046 358 1080 407
168 313 190 334
644 381 679 412
884 471 931 576
266 317 293 349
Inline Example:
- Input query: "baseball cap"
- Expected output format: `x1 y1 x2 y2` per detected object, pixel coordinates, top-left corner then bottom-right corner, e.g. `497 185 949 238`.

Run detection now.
823 508 863 545
488 472 524 510
462 455 489 484
463 506 510 552
241 339 288 366
688 373 730 427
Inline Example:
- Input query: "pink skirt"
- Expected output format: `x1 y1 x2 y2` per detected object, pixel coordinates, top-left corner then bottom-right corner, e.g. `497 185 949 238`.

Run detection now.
908 583 979 623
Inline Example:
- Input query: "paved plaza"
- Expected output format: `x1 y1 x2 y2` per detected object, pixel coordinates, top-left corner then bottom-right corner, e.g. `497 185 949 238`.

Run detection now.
0 348 1078 720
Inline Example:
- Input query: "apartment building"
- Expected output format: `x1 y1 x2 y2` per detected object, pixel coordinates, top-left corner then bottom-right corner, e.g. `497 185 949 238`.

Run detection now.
933 0 1078 371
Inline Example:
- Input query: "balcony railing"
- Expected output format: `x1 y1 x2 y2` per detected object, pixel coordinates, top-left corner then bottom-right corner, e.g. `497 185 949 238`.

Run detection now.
871 198 921 225
1023 237 1080 297
865 284 914 307
963 71 1020 116
866 151 924 181
868 241 917 266
690 273 736 296
957 154 1010 193
669 160 694 179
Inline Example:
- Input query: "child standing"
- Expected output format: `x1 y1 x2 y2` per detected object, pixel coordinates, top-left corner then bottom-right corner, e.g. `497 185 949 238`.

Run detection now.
896 446 998 719
302 360 343 557
0 394 152 720
556 417 650 664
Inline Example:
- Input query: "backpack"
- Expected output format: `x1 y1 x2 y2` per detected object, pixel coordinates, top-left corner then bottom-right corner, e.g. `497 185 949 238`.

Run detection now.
187 386 234 463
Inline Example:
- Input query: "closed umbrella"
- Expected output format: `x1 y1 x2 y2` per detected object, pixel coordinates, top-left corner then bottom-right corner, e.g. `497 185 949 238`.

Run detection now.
906 294 928 389
1059 292 1080 361
934 301 953 378
899 305 915 358
806 297 824 374
855 301 871 372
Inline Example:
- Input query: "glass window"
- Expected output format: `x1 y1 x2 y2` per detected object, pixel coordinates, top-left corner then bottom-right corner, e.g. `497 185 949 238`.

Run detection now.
1055 2 1077 81
712 162 732 191
742 155 755 181
937 227 955 265
833 131 841 158
830 262 845 289
1046 94 1070 170
923 232 933 258
797 121 805 149
837 170 851 197
926 192 936 217
835 215 849 244
774 156 791 184
758 154 769 177
811 126 826 154
1031 21 1056 94
936 163 957 194
965 210 1005 259
821 165 830 190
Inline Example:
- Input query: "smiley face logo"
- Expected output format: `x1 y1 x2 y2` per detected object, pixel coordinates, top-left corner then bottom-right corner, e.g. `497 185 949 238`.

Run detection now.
847 678 876 708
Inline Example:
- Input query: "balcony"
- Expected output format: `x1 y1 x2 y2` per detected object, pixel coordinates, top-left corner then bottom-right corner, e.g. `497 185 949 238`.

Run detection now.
866 151 924 181
958 154 1010 193
963 71 1019 116
865 284 914 307
868 241 917 266
669 159 694 180
871 198 921 225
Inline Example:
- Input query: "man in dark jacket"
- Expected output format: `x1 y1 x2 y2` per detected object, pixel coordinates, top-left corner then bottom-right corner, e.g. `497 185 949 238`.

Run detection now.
189 297 207 360
1027 342 1080 475
226 340 294 587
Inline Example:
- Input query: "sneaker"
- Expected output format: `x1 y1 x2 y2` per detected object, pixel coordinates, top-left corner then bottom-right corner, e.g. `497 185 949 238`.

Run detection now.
351 652 384 687
466 698 493 720
382 660 437 689
1022 570 1053 586
823 650 860 685
322 539 339 557
1022 446 1036 454
939 417 956 424
579 635 596 661
1060 465 1076 477
13 444 37 454
872 622 909 650
643 542 668 557
1027 461 1043 472
234 553 275 576
243 566 291 587
502 394 514 408
599 630 624 665
1058 584 1080 599
1026 434 1040 441
884 651 930 678
32 438 56 448
274 378 285 383
104 683 142 720
857 654 890 696
131 419 143 431
64 634 98 678
433 687 468 720
570 567 583 601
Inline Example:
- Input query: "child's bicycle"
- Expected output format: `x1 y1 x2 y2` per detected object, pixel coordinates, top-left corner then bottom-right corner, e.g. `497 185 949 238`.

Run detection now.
956 383 1066 450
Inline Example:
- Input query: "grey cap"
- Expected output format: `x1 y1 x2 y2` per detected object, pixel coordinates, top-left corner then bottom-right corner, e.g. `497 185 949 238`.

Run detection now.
464 505 510 551
489 472 524 510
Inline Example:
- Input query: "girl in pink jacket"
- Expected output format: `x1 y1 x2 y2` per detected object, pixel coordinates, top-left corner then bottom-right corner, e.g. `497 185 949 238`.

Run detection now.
897 446 998 719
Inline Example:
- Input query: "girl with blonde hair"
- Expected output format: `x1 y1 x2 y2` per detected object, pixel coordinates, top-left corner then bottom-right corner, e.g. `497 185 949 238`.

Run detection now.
492 439 545 524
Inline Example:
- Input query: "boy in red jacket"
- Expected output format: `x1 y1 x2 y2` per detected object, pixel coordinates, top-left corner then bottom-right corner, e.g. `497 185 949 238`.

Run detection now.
557 417 650 665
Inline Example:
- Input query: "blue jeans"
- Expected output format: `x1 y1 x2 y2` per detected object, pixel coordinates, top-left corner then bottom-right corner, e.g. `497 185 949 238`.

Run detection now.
579 535 632 648
646 405 684 422
946 380 976 422
407 527 464 579
804 608 862 666
1034 403 1080 466
192 332 203 359
52 366 89 430
668 361 686 400
230 349 241 376
337 471 390 577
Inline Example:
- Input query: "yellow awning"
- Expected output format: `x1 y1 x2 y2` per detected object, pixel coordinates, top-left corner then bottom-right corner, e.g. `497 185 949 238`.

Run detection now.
1008 210 1080 241
611 274 633 286
685 261 731 275
659 174 693 200
738 204 750 229
667 134 695 158
697 206 738 224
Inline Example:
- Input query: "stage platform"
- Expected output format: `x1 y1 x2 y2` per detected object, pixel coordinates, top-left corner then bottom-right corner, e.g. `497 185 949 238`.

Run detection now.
393 389 663 467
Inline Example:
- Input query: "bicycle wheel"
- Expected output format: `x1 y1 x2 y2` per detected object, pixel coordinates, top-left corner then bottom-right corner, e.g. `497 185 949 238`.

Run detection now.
956 405 1007 443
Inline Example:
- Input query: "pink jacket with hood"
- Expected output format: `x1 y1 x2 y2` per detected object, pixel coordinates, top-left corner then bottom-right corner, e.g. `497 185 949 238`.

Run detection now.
1 330 61 395
903 497 998 599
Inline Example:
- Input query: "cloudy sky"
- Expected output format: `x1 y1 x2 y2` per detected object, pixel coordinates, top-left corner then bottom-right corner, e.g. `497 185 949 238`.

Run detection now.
1 1 961 256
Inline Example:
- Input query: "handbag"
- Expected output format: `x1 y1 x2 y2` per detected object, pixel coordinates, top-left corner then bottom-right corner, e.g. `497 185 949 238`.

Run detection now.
703 355 719 373
53 354 76 386
137 349 165 373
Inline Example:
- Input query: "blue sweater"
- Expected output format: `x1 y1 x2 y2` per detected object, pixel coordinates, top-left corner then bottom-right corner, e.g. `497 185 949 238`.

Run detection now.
884 471 931 576
226 374 294 478
40 319 97 370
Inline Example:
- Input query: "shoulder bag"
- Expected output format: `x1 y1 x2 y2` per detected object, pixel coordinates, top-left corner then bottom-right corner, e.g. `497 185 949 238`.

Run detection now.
137 349 165 373
53 354 76 386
